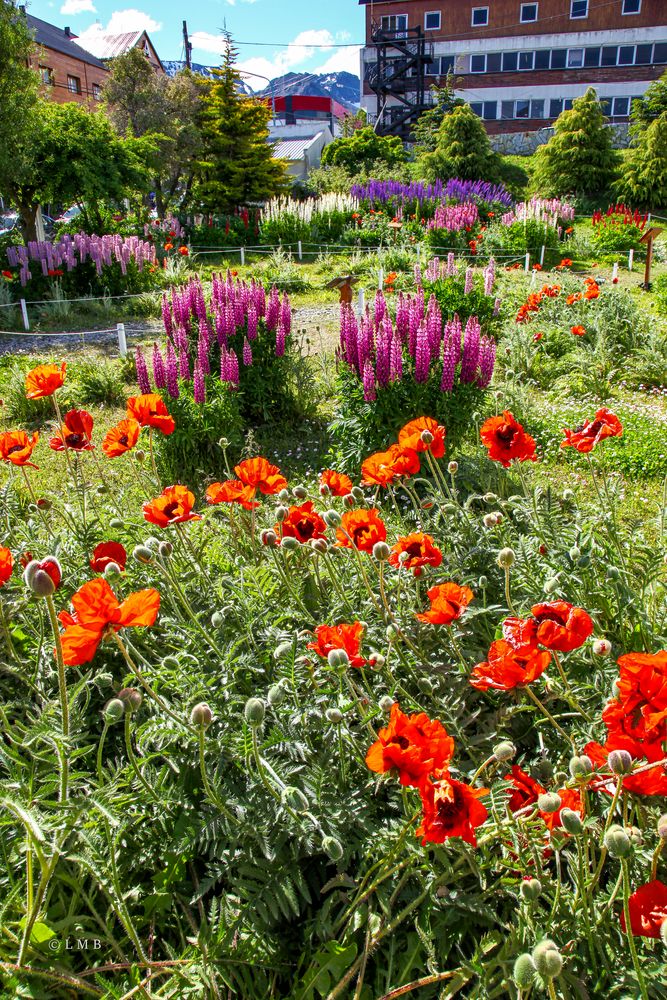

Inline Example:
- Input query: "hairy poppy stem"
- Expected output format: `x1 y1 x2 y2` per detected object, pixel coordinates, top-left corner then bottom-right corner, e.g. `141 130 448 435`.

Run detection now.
523 685 575 749
45 594 69 803
111 631 182 725
20 468 52 537
97 721 110 785
52 395 75 484
0 602 18 662
197 726 238 823
552 652 592 721
621 858 649 1000
123 713 160 803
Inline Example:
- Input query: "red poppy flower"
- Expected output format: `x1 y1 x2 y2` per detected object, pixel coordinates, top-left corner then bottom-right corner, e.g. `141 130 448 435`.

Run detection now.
470 639 551 691
558 258 573 268
0 547 14 587
49 409 94 452
0 430 39 468
143 485 202 527
571 325 586 337
416 582 473 624
206 480 259 510
102 419 141 458
276 501 327 544
417 770 488 846
541 787 582 831
529 601 594 652
533 332 543 342
480 411 537 468
609 650 667 740
398 417 446 459
320 469 353 497
585 736 667 796
361 445 420 487
584 286 599 300
26 556 62 591
561 408 623 453
90 541 127 573
621 881 667 938
164 242 174 251
235 457 287 495
532 263 542 272
126 394 176 436
365 703 455 787
566 293 582 305
308 622 367 668
336 508 387 553
25 362 66 399
59 578 160 666
390 532 443 575
178 246 189 256
504 765 545 812
1 270 13 280
502 616 539 648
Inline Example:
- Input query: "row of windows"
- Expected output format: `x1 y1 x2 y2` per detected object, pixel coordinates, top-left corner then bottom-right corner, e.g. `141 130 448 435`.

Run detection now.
39 66 102 100
380 0 641 35
469 94 639 120
466 41 667 74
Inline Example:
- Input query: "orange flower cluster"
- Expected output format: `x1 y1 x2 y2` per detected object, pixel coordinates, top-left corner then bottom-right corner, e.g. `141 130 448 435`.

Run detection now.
504 765 582 832
360 417 446 488
561 407 622 453
308 622 367 668
479 410 537 468
416 582 473 624
319 469 353 497
103 394 176 459
59 578 160 666
0 547 14 587
276 501 327 544
144 484 201 527
515 285 560 324
0 430 40 469
50 409 94 452
25 362 66 399
207 457 288 510
390 532 443 577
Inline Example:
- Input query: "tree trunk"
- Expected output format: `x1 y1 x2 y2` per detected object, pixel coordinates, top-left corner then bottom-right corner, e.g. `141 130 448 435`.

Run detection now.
18 199 39 243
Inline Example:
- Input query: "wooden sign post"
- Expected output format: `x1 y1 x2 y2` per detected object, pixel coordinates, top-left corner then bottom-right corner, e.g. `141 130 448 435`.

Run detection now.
325 274 359 305
639 226 663 291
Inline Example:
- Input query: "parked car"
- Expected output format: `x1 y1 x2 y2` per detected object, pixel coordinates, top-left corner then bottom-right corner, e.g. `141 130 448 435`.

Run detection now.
55 205 83 224
0 212 19 236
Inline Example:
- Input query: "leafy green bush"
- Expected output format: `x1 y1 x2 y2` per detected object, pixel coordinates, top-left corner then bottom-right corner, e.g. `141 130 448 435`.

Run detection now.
157 376 243 481
482 220 561 264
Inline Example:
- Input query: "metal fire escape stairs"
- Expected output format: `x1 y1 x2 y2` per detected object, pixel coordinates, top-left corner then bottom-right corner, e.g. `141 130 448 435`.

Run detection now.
365 24 432 140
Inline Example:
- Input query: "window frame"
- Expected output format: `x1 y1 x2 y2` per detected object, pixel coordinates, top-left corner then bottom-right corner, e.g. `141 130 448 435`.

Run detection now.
66 74 81 94
518 50 535 70
39 65 54 86
612 96 630 116
380 13 409 34
471 6 489 26
424 10 441 30
502 51 518 71
439 55 455 74
570 0 589 18
621 0 641 13
501 100 515 119
601 45 618 66
92 83 102 101
567 47 584 67
470 53 487 73
618 44 635 65
469 101 484 116
520 2 538 21
531 98 546 119
515 99 530 119
482 100 497 120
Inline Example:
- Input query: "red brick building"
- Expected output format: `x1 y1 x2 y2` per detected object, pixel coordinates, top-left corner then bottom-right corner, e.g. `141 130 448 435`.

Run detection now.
359 0 667 135
25 11 109 107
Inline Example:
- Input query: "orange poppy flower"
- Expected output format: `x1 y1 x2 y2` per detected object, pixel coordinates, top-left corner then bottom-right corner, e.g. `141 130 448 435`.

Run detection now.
416 582 473 624
276 501 327 544
561 407 622 453
417 770 488 846
59 578 160 666
0 547 13 587
384 271 398 284
540 787 582 832
102 418 141 458
164 242 174 251
470 639 551 691
143 485 202 527
480 411 537 468
504 765 545 812
398 417 446 459
366 703 454 787
319 469 353 497
49 409 94 452
389 532 442 575
178 246 189 256
558 258 573 267
90 541 127 573
606 650 667 742
566 293 582 305
336 508 387 553
25 362 66 399
571 325 586 337
584 285 599 300
0 430 39 468
530 601 594 652
361 444 420 487
206 480 259 510
126 394 176 436
235 457 287 495
585 736 667 797
308 622 367 668
621 881 667 938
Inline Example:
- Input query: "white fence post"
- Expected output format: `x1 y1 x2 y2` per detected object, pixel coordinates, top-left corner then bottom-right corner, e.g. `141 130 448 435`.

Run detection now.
524 253 530 273
612 262 619 282
539 245 545 266
20 298 29 331
357 288 365 315
628 249 634 271
297 240 303 261
116 322 127 357
378 267 384 290
240 246 245 267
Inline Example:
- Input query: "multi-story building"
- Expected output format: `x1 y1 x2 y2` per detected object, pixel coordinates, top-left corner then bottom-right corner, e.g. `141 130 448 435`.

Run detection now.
24 11 109 107
359 0 667 137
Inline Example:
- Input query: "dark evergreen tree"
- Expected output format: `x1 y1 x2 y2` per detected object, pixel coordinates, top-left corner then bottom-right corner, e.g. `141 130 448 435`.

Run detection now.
618 111 667 210
411 81 465 154
418 103 499 182
629 71 667 139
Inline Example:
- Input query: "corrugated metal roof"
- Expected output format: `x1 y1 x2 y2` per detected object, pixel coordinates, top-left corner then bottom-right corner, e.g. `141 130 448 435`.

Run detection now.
80 31 142 59
26 14 107 69
272 135 321 160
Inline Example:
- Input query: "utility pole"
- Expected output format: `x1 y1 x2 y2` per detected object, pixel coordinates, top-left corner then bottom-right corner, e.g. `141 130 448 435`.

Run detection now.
182 20 192 69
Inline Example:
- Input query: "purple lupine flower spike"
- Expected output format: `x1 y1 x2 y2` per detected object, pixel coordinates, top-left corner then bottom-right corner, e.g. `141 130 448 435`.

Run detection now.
243 338 253 366
152 342 166 390
193 362 206 404
166 339 179 398
362 359 376 402
135 346 151 394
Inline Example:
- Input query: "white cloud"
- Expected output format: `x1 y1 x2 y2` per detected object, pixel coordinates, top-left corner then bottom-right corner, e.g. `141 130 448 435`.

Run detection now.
315 46 362 77
190 31 228 56
60 0 96 14
77 8 161 53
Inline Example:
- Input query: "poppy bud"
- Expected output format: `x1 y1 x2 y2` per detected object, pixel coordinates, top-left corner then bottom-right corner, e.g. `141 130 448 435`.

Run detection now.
627 825 643 847
373 541 390 561
379 695 394 712
110 518 124 529
118 687 142 712
569 755 593 780
535 759 554 784
103 698 125 723
386 624 400 642
658 814 667 840
159 541 173 558
497 548 515 569
418 677 433 695
326 707 343 723
190 702 213 728
244 698 265 727
493 741 515 762
319 483 330 497
103 561 123 580
310 537 328 554
608 749 633 775
351 487 365 501
28 568 56 597
24 557 62 596
275 489 288 503
606 566 620 581
323 510 342 527
134 449 146 463
273 641 293 660
268 683 285 706
275 505 289 523
133 545 153 565
593 638 612 656
544 578 559 594
478 575 488 588
342 494 356 509
532 940 562 979
441 502 457 514
513 954 536 988
322 835 344 861
483 513 498 528
448 461 458 475
420 429 434 445
281 537 300 552
97 484 108 496
538 792 561 814
368 652 385 669
603 824 632 858
328 648 349 669
162 655 179 669
261 529 278 547
568 546 581 561
37 497 51 510
217 437 230 450
281 785 308 811
292 485 308 500
520 878 542 901
560 808 583 836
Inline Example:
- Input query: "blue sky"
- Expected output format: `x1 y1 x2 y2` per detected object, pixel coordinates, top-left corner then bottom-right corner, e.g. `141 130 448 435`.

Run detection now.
30 0 365 84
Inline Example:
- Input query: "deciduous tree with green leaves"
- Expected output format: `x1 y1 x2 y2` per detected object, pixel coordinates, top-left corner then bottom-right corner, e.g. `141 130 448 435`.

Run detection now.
417 103 499 182
320 127 406 174
0 2 39 230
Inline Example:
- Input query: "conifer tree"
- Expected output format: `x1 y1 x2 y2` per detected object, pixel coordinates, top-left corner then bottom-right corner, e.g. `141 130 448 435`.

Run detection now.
532 88 619 197
617 111 667 210
194 43 287 212
418 103 499 182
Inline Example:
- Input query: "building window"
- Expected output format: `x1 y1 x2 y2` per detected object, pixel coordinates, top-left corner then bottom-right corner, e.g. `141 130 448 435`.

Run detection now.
549 98 563 117
93 83 102 100
471 7 489 26
618 45 635 65
584 47 601 66
487 52 502 71
501 101 514 119
67 75 81 94
531 99 546 118
634 44 652 64
622 0 641 12
601 45 618 66
424 11 441 30
550 49 567 68
570 0 588 17
567 48 584 67
470 54 486 72
483 101 497 120
520 2 538 20
518 51 534 70
535 50 550 68
564 99 574 111
469 102 483 116
502 51 518 71
440 55 455 74
380 14 408 34
655 43 667 63
600 98 612 115
515 99 530 118
39 66 54 86
612 96 630 116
